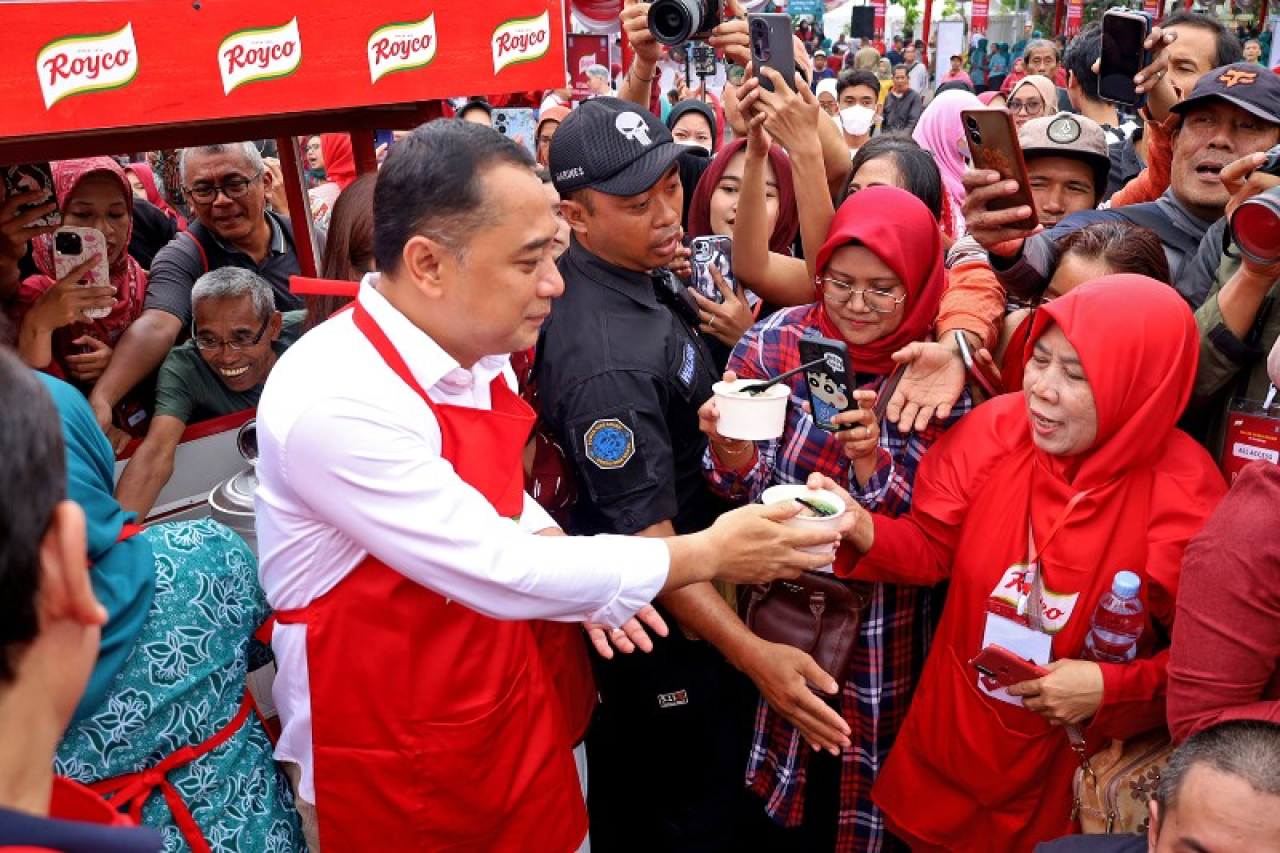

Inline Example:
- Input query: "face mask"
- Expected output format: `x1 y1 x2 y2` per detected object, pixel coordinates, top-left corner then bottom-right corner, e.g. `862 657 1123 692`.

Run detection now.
840 105 875 137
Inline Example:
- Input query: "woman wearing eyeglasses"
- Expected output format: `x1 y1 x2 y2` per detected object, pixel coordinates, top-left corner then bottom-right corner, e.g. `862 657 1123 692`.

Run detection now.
697 186 973 851
1005 75 1058 129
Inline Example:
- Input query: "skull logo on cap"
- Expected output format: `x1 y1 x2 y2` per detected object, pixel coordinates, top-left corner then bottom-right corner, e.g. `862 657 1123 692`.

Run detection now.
615 111 652 146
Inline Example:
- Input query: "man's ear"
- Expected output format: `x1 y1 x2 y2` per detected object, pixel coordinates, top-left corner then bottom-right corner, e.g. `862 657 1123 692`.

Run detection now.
38 501 105 627
267 310 284 341
560 197 591 237
399 235 453 300
1146 798 1161 852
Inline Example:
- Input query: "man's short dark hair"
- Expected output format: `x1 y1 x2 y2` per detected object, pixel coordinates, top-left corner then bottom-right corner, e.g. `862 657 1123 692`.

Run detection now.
373 119 535 275
837 69 881 98
1162 10 1244 68
892 64 909 76
0 349 67 684
1063 22 1103 101
1158 721 1280 817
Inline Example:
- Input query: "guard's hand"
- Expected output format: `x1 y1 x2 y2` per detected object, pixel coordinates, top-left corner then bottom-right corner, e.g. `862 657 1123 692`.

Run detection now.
693 266 753 346
669 243 692 281
886 340 966 433
0 190 58 266
621 0 662 66
586 605 669 659
1007 658 1104 726
64 335 114 383
961 169 1043 256
706 501 840 584
739 637 851 755
27 256 115 332
697 370 737 444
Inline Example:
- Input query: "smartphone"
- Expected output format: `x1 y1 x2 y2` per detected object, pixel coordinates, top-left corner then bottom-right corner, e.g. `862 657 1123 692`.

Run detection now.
492 108 537 155
2 162 60 228
53 226 112 320
748 13 797 93
969 645 1049 689
954 330 1004 398
798 334 854 432
961 109 1039 233
690 235 735 304
1099 10 1152 109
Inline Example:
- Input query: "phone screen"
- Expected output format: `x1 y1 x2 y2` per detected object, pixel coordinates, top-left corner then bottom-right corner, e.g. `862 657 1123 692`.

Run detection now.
1099 14 1148 106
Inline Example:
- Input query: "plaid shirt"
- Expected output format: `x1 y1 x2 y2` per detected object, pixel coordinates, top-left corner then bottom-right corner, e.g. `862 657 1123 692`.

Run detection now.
703 305 972 852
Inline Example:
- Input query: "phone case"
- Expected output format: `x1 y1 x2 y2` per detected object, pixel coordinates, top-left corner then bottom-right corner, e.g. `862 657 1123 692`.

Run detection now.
1099 11 1151 109
961 109 1039 233
54 226 112 320
491 108 537 155
2 162 60 228
690 235 734 304
749 13 796 93
969 645 1049 688
798 335 854 432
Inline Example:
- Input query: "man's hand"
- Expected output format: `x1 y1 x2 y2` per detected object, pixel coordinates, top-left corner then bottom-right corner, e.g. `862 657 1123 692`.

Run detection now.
1221 151 1280 281
703 501 840 584
693 266 753 346
586 605 669 659
0 190 58 266
668 242 692 280
708 0 750 68
1007 659 1105 727
961 169 1042 256
64 335 114 383
886 339 966 433
738 636 851 755
25 256 116 332
620 0 662 67
263 157 289 217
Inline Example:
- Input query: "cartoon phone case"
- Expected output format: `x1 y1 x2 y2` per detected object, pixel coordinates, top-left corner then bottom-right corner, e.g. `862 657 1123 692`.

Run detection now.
961 109 1039 233
53 226 112 320
749 13 797 93
2 162 60 228
690 235 735 304
798 334 854 432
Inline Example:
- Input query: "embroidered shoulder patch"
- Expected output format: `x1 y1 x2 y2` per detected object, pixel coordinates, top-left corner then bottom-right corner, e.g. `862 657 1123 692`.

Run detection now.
584 418 635 469
678 342 697 388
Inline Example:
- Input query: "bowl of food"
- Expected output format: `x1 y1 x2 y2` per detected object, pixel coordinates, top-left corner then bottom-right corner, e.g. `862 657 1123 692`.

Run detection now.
712 378 791 441
760 484 848 567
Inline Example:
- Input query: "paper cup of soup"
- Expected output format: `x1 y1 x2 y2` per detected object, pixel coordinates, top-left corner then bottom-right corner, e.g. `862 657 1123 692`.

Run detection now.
761 484 847 566
713 379 790 441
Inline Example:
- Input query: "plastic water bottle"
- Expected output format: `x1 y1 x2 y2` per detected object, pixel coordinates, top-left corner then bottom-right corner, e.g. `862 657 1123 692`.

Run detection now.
1083 571 1144 664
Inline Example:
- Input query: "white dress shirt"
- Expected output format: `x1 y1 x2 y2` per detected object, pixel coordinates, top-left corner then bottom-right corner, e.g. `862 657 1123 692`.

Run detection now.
254 278 669 801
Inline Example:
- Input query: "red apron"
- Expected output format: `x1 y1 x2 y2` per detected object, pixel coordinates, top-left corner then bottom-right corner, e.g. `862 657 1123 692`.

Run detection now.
274 303 588 852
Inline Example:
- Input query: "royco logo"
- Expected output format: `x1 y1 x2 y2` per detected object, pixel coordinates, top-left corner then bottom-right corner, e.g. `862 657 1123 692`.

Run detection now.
219 18 302 95
492 11 550 74
367 14 437 84
36 24 139 109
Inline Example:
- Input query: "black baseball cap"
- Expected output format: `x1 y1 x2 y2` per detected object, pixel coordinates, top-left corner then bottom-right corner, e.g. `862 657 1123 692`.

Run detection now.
549 97 680 197
1171 63 1280 126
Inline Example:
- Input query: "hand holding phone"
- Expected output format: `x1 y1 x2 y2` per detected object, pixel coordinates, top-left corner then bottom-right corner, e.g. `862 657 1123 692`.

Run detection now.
798 335 854 432
961 109 1039 234
969 645 1049 689
54 226 113 320
1099 10 1152 109
690 235 735 303
748 13 797 93
954 330 1005 398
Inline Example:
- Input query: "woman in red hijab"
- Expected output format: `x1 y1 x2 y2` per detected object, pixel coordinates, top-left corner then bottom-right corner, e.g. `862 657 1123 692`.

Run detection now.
308 134 358 230
698 186 973 851
124 161 187 230
826 276 1226 851
10 158 148 390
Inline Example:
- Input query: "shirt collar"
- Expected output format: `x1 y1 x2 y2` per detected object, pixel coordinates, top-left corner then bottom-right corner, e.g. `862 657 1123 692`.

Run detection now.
565 238 660 309
357 273 508 395
208 211 286 257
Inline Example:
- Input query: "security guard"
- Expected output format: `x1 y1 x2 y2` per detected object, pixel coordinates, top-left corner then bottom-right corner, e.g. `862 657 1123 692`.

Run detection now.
539 98 751 852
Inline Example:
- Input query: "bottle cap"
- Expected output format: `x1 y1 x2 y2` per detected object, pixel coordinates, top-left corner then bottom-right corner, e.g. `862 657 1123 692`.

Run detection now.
1113 571 1141 598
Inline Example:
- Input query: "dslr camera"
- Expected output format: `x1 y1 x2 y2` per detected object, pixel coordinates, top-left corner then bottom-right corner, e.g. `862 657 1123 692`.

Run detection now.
649 0 723 47
1230 144 1280 266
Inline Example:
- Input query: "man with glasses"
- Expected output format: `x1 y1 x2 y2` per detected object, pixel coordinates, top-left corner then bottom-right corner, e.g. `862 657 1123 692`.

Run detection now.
115 268 303 518
88 142 302 446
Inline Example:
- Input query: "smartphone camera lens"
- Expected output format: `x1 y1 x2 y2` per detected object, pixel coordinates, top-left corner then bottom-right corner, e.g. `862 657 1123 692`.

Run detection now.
54 231 82 256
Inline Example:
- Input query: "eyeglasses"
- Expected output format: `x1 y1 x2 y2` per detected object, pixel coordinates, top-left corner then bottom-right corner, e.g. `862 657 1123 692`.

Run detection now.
1007 99 1045 116
192 314 271 352
186 170 264 205
818 277 907 313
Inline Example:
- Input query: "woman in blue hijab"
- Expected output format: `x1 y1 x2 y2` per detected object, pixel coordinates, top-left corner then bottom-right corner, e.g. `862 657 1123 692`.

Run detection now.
40 375 305 851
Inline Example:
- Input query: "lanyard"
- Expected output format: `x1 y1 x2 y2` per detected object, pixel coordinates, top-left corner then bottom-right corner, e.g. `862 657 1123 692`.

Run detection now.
1016 488 1093 627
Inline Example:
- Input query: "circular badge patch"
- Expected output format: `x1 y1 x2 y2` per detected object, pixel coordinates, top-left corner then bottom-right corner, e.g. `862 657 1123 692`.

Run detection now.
584 418 635 470
1047 116 1081 144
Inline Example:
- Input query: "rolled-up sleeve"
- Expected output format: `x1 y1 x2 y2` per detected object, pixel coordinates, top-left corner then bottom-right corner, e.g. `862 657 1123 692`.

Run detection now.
282 395 669 628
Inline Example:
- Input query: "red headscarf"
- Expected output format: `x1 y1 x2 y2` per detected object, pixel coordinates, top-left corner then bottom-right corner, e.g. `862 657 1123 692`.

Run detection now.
687 138 798 256
811 185 945 374
320 134 357 190
124 161 187 229
16 158 148 380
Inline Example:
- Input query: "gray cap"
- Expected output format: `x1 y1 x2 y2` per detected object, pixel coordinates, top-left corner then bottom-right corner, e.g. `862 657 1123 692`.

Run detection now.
1018 112 1110 201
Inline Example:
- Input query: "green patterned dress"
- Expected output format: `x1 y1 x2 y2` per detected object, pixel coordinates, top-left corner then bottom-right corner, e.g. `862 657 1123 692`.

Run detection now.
56 519 304 853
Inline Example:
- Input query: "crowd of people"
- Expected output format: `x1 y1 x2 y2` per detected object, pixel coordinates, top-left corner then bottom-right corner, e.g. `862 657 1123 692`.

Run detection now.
2 2 1280 852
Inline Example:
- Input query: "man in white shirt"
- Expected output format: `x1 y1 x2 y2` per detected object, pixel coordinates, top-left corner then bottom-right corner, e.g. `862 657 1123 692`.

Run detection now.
254 119 836 852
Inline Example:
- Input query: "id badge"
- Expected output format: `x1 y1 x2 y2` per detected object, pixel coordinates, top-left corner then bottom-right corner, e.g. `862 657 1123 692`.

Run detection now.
979 612 1052 707
1221 392 1280 484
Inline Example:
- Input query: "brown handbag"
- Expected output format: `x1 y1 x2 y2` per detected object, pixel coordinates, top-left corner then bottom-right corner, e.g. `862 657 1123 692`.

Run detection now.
1072 729 1173 834
743 572 872 681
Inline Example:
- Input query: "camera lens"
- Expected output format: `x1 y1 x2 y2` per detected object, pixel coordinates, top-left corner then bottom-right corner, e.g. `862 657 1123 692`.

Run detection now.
55 231 82 255
1231 188 1280 265
965 115 979 131
649 0 706 46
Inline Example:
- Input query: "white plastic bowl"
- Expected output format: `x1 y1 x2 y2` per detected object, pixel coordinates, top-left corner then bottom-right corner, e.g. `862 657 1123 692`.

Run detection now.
713 378 790 441
760 484 848 569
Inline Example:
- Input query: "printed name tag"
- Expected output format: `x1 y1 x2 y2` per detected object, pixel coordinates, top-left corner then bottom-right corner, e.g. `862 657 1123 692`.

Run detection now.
1222 395 1280 484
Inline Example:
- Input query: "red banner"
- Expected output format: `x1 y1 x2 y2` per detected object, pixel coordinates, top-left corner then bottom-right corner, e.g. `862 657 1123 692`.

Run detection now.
0 0 566 146
567 34 608 100
872 0 886 40
1142 0 1161 20
971 0 989 35
1065 0 1085 36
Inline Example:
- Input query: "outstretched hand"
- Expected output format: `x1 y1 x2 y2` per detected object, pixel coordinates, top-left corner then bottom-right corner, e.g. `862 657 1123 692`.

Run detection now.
586 605 669 659
886 340 966 433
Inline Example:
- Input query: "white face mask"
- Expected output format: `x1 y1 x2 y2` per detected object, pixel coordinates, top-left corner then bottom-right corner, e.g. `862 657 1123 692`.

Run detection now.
840 105 875 137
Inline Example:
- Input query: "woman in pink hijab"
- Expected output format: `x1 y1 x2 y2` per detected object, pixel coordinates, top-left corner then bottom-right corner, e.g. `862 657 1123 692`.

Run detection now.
911 88 984 241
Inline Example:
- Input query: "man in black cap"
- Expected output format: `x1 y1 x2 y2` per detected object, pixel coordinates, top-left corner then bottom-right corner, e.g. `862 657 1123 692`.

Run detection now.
540 97 851 852
968 62 1280 309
